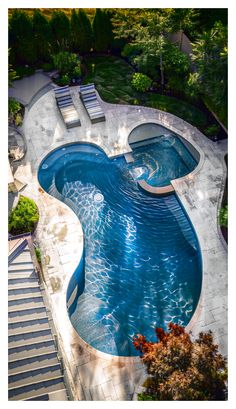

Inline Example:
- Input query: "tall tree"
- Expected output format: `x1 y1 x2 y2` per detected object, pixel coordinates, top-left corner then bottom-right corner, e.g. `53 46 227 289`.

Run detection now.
133 323 228 401
167 8 200 48
71 9 93 53
92 9 113 53
32 9 52 62
190 22 227 125
50 10 71 52
9 9 37 65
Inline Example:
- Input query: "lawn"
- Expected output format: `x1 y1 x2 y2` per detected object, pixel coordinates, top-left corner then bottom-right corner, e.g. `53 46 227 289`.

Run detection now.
83 55 208 129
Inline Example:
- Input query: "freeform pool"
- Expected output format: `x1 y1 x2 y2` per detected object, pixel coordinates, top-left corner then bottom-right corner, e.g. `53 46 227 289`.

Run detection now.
38 142 202 356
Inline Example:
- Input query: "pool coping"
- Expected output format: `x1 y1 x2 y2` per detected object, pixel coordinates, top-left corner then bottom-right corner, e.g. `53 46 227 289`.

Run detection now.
15 87 227 400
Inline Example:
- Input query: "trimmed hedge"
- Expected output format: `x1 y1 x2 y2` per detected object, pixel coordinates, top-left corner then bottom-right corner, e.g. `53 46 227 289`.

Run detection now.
8 195 39 235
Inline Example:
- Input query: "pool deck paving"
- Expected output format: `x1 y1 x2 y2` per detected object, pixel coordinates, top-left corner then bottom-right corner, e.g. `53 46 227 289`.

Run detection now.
11 83 227 400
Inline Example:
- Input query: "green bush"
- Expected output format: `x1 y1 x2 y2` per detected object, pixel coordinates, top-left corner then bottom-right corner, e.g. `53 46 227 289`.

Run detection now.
8 195 39 235
204 124 221 137
219 205 228 228
52 51 78 76
15 66 35 78
35 246 42 264
8 98 23 125
138 393 156 401
131 72 152 93
57 74 70 86
42 62 54 72
72 64 82 78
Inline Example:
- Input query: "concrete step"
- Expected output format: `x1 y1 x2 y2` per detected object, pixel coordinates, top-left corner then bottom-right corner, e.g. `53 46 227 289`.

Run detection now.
8 317 50 336
8 351 59 375
8 271 37 280
9 263 34 272
8 329 53 347
9 340 56 361
8 376 65 400
8 296 44 312
8 307 47 323
9 363 62 388
25 388 67 401
8 277 38 286
8 286 41 299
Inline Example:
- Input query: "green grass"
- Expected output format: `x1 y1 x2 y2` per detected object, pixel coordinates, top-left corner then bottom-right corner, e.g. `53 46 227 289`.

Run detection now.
84 55 208 129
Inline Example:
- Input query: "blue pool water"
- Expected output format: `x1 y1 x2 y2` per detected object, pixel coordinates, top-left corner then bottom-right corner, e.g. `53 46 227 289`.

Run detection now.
129 134 197 187
38 143 202 356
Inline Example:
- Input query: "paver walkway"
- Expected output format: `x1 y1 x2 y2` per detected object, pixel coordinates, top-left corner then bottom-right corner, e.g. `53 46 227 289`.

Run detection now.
12 85 227 400
9 72 52 107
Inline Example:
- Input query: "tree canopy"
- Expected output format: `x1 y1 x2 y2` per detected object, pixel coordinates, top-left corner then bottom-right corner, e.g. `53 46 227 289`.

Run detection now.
133 323 227 401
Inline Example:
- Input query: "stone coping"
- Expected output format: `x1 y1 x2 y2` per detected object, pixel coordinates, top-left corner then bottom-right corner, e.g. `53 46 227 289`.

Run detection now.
13 87 227 400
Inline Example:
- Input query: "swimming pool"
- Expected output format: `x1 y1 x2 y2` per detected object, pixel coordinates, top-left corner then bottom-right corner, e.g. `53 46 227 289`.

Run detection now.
38 143 202 356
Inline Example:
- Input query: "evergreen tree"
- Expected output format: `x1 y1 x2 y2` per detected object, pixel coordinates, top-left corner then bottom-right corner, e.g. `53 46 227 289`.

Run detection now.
71 9 93 53
92 9 113 53
9 9 37 66
50 10 71 52
32 9 52 62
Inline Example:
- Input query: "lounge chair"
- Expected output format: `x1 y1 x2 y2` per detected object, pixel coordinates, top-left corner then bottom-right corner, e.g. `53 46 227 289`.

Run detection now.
53 86 81 129
79 84 105 124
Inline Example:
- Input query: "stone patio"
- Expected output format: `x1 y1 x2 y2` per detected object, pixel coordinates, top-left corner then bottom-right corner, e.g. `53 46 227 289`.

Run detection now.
11 83 227 400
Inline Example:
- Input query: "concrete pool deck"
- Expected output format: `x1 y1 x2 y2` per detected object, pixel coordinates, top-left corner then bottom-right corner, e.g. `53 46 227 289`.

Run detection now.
11 85 227 400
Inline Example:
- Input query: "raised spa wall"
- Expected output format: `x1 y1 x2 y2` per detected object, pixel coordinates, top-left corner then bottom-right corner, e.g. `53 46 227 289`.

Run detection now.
127 123 200 196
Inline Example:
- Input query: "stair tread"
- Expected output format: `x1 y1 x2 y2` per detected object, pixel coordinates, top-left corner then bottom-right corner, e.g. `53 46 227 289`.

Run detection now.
9 377 65 400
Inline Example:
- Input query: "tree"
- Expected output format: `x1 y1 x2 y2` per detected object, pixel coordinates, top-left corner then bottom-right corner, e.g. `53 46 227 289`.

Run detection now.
167 8 200 48
190 22 228 126
71 9 93 53
113 10 170 87
9 9 37 65
8 50 19 87
32 9 52 62
92 9 113 53
133 323 227 400
50 10 71 52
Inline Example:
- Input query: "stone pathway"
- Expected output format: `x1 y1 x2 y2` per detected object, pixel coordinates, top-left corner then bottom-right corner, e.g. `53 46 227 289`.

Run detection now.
9 71 52 107
12 86 227 400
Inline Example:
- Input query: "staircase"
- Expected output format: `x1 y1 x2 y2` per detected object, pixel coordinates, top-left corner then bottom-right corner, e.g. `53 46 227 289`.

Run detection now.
8 239 68 401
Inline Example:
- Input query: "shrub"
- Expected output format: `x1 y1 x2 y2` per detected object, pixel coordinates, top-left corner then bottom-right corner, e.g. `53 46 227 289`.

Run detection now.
204 124 221 137
131 72 152 93
35 246 42 264
133 323 227 400
8 98 23 126
57 74 70 86
42 62 54 72
72 64 82 78
15 113 23 127
15 66 35 79
52 51 78 76
219 205 228 228
8 195 39 235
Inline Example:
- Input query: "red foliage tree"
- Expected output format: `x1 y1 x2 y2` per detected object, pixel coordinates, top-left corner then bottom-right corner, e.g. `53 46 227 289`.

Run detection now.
133 323 227 400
